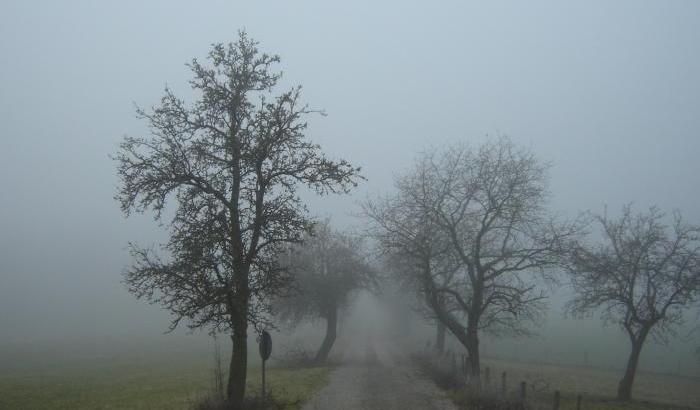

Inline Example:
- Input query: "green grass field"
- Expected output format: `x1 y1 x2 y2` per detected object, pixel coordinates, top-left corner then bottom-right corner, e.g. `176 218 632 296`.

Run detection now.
0 348 330 410
2 342 697 410
432 356 700 410
414 351 699 410
479 357 699 409
447 388 694 410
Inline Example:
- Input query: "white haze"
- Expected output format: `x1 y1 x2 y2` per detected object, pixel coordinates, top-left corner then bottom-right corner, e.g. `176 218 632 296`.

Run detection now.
1 1 699 376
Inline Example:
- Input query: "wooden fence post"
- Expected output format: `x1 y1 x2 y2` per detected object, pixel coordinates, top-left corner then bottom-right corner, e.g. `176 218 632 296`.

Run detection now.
484 366 491 386
576 394 582 410
501 371 507 394
553 390 560 410
519 381 526 401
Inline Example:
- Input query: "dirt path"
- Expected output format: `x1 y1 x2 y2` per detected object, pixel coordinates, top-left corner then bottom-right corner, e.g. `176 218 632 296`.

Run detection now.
301 339 457 410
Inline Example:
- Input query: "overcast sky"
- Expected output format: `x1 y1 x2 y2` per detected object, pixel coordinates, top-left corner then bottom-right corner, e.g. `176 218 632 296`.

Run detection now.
1 0 699 366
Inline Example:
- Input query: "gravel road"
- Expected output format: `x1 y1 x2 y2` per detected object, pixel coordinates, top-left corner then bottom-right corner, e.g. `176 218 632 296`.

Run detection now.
301 338 457 410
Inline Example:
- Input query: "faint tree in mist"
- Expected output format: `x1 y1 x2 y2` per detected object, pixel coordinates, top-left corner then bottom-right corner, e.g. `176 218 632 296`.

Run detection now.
566 205 700 401
382 244 457 354
114 32 362 409
275 220 374 364
366 137 579 384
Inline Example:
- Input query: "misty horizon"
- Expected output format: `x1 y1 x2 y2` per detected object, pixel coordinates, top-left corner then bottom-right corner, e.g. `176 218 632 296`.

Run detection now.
1 3 699 409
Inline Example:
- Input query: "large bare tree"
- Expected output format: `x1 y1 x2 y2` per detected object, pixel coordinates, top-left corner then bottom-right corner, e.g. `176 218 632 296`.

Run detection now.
567 205 700 400
114 32 361 409
367 137 578 382
276 220 374 364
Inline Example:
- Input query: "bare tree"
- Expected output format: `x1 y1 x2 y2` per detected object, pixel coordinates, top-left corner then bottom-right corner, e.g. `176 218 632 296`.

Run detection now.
114 32 361 409
367 137 578 382
276 220 374 364
567 205 700 400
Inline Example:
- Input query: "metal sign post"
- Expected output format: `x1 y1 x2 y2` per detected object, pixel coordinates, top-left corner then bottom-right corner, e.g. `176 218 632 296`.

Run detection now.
258 330 272 398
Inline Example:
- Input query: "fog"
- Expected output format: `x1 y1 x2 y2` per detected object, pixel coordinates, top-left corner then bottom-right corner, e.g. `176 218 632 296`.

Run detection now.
1 0 699 380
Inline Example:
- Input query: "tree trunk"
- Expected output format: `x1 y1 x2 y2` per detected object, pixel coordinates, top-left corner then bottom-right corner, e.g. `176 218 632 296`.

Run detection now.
435 320 446 354
617 334 646 401
227 314 248 409
315 305 337 364
466 324 481 383
466 281 482 385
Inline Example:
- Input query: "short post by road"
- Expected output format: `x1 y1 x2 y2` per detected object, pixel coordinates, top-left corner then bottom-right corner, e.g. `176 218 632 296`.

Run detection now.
259 330 272 399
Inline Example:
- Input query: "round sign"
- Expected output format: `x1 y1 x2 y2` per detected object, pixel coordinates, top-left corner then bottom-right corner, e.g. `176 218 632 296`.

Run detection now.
259 330 272 361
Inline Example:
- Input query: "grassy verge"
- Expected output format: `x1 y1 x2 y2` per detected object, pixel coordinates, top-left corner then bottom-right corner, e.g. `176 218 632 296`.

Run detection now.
413 353 694 410
0 360 330 410
479 357 699 409
244 366 330 410
446 388 691 410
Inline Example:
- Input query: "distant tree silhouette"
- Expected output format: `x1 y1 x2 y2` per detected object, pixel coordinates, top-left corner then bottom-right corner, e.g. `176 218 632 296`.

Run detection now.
275 220 374 364
382 250 455 354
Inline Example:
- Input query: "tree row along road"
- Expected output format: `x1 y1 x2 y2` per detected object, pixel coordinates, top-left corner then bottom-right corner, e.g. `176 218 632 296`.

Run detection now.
301 337 457 410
